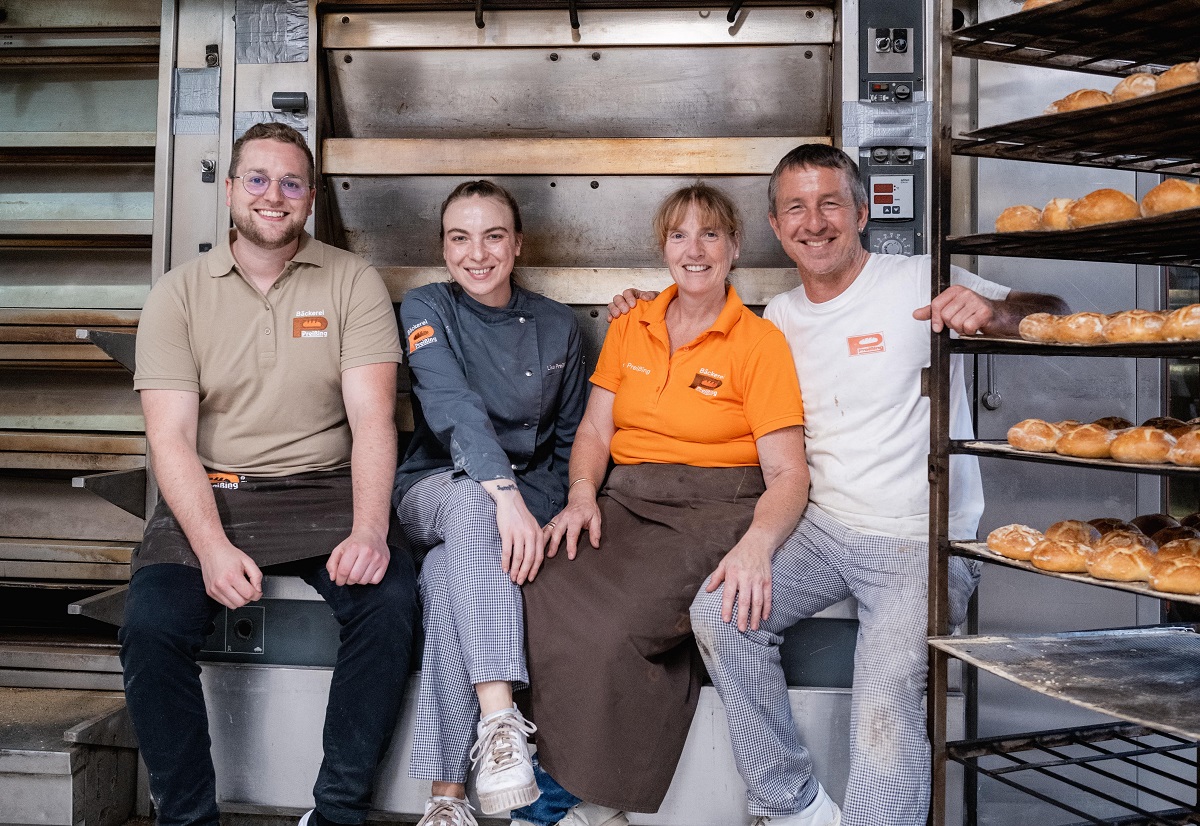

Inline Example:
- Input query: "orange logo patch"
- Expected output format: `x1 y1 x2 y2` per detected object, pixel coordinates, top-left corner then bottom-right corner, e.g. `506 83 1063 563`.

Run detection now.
847 332 886 356
207 472 240 489
407 324 436 352
293 316 329 337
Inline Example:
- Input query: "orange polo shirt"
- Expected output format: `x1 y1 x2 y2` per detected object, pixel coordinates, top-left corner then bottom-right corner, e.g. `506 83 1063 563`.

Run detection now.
592 284 805 467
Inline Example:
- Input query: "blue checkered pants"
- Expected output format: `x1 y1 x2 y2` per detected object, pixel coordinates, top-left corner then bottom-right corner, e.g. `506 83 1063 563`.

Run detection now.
690 504 980 826
398 471 528 782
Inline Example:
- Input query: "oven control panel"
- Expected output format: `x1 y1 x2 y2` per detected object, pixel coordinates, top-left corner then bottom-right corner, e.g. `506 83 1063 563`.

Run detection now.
860 146 925 255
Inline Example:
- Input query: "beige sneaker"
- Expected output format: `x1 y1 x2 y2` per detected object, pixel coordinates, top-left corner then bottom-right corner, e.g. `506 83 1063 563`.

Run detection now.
559 802 629 826
416 795 477 826
469 707 540 814
751 783 841 826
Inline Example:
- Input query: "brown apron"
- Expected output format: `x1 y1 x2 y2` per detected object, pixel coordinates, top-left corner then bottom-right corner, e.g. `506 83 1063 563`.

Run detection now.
522 463 766 812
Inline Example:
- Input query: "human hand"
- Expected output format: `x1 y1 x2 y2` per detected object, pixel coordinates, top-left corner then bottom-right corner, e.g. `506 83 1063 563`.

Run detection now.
326 528 391 586
606 288 659 322
544 493 601 561
199 541 264 609
706 542 773 632
494 491 546 585
913 285 996 335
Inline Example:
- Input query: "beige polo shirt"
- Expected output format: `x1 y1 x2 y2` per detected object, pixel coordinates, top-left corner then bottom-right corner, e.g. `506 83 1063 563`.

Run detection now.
134 230 400 477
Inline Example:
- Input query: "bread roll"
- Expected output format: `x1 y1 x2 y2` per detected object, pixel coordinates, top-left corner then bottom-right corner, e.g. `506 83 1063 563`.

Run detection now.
987 524 1044 560
1039 198 1075 230
1021 0 1061 9
1156 61 1200 93
1141 179 1200 217
1055 423 1116 458
1149 555 1200 594
1168 429 1200 466
1007 419 1063 452
1142 415 1188 432
1055 312 1107 344
1111 72 1158 102
1019 312 1060 342
1044 519 1100 546
1102 309 1167 342
1181 512 1200 529
1045 89 1113 114
995 205 1043 233
1162 304 1200 341
1151 525 1200 546
1087 542 1156 581
1055 419 1084 432
1088 517 1139 536
1157 537 1200 561
1110 426 1177 463
1030 538 1091 572
1067 189 1140 228
1095 529 1157 555
1092 416 1134 430
1130 513 1180 537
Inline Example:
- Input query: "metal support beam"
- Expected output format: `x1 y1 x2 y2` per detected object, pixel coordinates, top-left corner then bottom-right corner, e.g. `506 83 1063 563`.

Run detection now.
72 468 147 518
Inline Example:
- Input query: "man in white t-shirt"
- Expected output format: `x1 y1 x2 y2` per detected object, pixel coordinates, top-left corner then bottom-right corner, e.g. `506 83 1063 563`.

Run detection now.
687 146 1065 826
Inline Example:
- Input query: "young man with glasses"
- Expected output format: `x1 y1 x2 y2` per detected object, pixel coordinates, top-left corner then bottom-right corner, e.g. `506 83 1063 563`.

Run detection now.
120 122 418 826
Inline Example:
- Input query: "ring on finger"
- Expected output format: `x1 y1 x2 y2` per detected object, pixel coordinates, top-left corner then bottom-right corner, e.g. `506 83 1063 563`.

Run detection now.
547 521 557 528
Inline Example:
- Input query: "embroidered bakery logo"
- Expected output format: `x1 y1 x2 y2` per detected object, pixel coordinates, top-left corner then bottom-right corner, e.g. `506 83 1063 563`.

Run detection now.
207 472 243 490
292 310 328 338
847 332 886 356
689 368 724 397
407 321 437 353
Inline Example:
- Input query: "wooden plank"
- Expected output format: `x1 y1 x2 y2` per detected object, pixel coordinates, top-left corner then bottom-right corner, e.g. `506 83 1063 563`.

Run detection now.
0 538 135 565
0 452 144 472
0 309 140 327
0 560 129 582
0 344 110 362
0 326 130 344
322 137 830 176
378 266 800 306
0 431 145 454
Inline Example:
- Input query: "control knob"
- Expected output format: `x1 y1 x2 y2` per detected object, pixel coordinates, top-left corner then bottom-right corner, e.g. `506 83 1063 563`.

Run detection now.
880 238 905 255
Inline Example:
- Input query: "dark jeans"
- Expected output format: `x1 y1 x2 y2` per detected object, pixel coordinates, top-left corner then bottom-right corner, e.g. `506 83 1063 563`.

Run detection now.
119 554 418 826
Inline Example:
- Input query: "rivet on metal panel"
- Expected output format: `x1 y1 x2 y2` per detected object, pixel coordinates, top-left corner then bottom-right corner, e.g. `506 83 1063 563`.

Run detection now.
549 53 559 62
549 182 557 188
341 181 351 191
341 16 349 24
592 52 600 61
807 10 814 18
805 50 814 59
590 181 599 189
590 310 599 318
344 54 352 64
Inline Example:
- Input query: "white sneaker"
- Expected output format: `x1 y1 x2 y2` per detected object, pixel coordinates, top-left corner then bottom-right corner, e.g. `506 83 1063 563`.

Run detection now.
469 706 540 814
559 802 629 826
416 795 478 826
297 812 314 826
751 783 841 826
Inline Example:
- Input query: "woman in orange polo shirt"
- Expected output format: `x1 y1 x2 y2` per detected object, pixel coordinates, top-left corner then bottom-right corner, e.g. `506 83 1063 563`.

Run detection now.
514 183 810 826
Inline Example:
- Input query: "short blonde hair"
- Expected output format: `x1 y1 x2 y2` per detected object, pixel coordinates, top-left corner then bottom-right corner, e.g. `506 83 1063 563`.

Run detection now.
652 183 742 249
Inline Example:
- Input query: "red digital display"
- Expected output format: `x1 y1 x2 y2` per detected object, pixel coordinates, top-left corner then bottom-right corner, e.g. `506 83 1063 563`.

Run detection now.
873 183 894 194
874 195 894 205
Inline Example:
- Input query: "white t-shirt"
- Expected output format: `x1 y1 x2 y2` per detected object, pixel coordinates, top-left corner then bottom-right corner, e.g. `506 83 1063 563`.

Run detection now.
765 253 1011 541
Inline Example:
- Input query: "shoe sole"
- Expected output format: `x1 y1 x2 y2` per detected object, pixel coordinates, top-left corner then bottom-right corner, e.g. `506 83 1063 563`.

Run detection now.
477 780 540 815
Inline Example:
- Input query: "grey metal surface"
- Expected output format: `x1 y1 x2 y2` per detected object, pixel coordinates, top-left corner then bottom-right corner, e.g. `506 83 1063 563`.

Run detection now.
0 0 160 30
0 248 151 309
326 45 831 140
328 175 793 269
0 66 159 136
67 584 130 626
0 368 143 431
1 475 144 542
930 627 1200 742
78 330 137 373
72 468 147 519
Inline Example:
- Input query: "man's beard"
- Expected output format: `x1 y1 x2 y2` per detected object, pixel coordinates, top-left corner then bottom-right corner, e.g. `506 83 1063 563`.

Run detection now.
231 205 305 250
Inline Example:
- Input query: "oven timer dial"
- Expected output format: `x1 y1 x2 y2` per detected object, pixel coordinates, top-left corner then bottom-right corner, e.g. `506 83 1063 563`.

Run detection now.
867 228 915 255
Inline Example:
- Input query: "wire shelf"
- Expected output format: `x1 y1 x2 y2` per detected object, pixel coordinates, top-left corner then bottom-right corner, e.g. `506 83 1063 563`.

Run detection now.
951 440 1200 475
950 337 1200 359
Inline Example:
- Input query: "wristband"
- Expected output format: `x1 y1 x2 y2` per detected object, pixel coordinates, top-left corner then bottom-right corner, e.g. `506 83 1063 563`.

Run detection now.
569 477 596 491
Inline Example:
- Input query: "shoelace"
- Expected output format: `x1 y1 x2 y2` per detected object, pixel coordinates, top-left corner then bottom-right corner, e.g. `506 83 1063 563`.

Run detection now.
423 797 477 826
469 711 537 771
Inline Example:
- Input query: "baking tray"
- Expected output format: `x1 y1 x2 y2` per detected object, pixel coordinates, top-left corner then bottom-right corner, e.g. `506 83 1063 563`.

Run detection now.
950 0 1200 76
953 85 1200 177
951 541 1200 607
951 440 1200 476
928 626 1200 742
949 337 1200 358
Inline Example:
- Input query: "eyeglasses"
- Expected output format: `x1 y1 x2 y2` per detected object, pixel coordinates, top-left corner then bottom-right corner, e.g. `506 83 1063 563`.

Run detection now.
232 174 312 200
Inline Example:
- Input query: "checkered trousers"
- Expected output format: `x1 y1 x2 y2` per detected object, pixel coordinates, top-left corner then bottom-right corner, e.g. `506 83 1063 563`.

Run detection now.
690 504 980 825
398 470 529 782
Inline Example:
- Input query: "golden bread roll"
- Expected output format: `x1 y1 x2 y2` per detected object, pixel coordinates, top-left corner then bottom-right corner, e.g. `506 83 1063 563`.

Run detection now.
1131 513 1179 536
1142 415 1188 432
1181 512 1200 529
1141 179 1200 217
1007 418 1063 452
1087 542 1156 581
1151 525 1200 546
1094 529 1157 555
1039 198 1075 230
1030 538 1091 572
1056 419 1084 432
1045 519 1101 546
1055 312 1107 344
1019 313 1059 342
1055 423 1115 458
1109 426 1177 463
1156 61 1200 92
1162 304 1200 341
1111 72 1158 101
1168 429 1200 466
1101 309 1166 342
995 205 1043 233
1067 189 1140 228
1088 517 1138 536
1157 537 1200 561
1149 555 1200 594
1045 89 1113 114
1021 0 1061 9
987 524 1044 560
1092 416 1133 430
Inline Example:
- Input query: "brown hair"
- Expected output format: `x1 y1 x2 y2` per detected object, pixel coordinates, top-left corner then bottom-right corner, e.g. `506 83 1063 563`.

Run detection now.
652 182 741 249
228 122 315 184
440 180 523 238
768 144 867 216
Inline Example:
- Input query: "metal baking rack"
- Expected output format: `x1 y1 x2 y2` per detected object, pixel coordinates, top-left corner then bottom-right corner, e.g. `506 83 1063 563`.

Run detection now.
947 722 1199 826
952 542 1200 608
951 440 1200 475
953 86 1200 177
950 0 1200 76
951 338 1200 358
